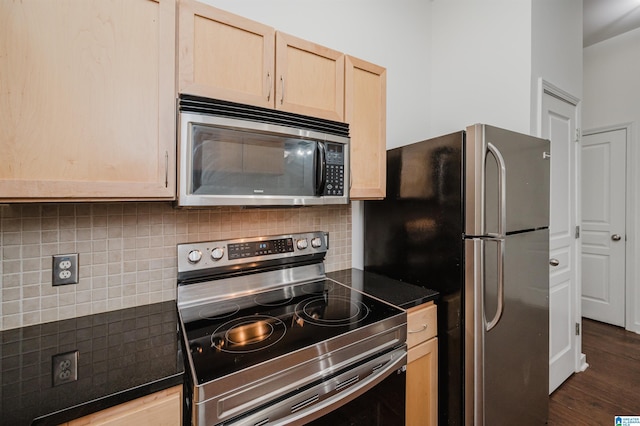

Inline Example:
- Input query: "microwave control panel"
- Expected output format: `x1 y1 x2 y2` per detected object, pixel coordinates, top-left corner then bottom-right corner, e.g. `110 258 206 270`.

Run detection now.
324 143 345 196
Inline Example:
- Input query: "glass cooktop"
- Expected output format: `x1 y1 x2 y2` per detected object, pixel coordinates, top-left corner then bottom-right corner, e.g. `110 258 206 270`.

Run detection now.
180 279 403 384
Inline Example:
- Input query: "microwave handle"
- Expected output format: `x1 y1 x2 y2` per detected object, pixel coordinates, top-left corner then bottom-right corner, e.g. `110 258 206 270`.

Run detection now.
316 142 327 196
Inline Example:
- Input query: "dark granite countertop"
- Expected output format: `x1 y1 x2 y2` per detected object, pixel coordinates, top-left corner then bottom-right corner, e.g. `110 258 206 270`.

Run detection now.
0 301 183 426
327 268 438 309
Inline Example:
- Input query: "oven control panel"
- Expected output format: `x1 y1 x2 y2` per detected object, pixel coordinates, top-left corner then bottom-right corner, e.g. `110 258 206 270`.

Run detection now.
228 238 294 260
177 231 328 275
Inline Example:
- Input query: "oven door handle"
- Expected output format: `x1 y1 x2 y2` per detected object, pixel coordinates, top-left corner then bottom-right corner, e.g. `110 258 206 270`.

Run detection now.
270 348 407 426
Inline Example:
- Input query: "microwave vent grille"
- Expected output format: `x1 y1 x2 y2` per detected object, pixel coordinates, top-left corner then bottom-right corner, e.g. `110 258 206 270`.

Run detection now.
178 94 349 138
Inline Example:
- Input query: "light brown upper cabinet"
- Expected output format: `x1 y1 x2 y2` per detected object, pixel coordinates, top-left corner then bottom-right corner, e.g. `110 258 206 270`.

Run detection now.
178 1 344 122
177 0 275 109
345 56 387 199
0 0 176 201
275 32 344 121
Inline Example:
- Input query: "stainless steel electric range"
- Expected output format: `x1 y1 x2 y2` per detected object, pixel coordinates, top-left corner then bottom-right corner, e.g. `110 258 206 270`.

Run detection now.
177 231 407 426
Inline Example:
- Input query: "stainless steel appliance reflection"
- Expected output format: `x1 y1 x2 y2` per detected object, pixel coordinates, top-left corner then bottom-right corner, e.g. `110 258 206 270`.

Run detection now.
177 231 407 425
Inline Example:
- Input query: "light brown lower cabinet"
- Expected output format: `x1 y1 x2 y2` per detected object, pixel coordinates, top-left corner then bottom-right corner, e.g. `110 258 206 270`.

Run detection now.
406 337 438 426
61 385 182 426
406 302 438 426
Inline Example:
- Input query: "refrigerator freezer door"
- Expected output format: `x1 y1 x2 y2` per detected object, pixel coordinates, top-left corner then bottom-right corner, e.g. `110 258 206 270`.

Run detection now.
465 229 549 425
364 131 464 294
465 124 551 236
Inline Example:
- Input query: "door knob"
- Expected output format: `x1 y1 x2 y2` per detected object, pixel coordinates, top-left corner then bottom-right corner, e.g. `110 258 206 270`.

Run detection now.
611 234 622 241
549 258 559 267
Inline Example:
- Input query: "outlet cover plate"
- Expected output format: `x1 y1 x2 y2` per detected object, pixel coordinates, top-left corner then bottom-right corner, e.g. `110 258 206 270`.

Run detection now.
52 253 79 286
52 350 79 386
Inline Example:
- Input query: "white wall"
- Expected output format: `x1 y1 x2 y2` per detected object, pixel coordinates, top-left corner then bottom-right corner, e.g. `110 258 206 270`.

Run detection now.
583 27 640 333
531 0 583 134
583 27 640 127
428 0 533 137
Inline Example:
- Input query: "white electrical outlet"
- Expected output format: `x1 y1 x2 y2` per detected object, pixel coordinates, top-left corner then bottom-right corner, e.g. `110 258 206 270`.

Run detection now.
52 254 79 286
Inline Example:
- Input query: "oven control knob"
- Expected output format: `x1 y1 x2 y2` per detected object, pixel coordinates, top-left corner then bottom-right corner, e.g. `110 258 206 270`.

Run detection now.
211 247 225 261
296 238 308 250
187 249 202 264
311 237 322 248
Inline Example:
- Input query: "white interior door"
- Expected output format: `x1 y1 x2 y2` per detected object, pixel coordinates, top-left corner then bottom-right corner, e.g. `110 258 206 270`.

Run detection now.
581 129 626 326
541 90 580 394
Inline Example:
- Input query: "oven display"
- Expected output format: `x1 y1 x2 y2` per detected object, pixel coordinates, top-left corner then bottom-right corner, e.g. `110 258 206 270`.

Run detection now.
228 238 294 259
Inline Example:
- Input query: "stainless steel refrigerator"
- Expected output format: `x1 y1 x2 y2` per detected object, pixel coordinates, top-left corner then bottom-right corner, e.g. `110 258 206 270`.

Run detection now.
364 124 550 425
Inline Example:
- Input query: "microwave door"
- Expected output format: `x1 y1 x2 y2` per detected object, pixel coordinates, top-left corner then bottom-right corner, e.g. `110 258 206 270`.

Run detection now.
190 124 317 197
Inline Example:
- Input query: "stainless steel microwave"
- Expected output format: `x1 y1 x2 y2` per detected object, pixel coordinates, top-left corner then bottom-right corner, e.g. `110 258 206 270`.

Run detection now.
177 96 350 207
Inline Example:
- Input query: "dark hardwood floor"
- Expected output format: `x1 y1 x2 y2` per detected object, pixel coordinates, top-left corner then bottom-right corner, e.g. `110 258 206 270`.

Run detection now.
548 318 640 425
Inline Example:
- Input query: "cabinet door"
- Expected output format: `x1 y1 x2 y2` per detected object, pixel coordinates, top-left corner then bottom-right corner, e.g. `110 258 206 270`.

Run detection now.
345 56 386 199
0 0 176 201
275 32 344 122
407 338 438 426
66 385 182 426
178 0 275 108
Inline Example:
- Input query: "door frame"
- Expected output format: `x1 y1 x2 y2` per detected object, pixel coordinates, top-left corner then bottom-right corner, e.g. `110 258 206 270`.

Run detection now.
583 122 637 334
535 78 586 374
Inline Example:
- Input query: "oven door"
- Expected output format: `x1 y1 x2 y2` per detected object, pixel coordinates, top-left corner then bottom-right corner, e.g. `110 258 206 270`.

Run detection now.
219 346 406 426
177 112 349 207
305 362 406 426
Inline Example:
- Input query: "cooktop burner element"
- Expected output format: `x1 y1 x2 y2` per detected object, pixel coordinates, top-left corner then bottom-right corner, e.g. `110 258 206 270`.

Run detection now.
176 232 407 426
295 295 369 327
301 281 335 294
211 314 287 354
198 302 240 320
254 293 293 307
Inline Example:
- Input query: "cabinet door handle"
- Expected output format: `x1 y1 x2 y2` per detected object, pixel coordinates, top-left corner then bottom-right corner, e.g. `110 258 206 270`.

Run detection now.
408 324 428 334
280 75 285 104
164 151 169 188
267 72 272 101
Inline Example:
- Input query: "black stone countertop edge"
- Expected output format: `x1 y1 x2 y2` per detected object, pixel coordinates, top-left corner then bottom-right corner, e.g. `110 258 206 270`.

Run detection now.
327 268 439 309
0 301 184 426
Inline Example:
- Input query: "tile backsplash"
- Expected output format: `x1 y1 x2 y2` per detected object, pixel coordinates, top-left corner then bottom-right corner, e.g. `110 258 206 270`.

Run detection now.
0 202 352 331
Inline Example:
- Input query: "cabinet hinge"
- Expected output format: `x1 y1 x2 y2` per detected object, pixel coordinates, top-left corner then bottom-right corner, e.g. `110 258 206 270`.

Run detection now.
575 322 580 336
575 128 581 142
575 226 580 239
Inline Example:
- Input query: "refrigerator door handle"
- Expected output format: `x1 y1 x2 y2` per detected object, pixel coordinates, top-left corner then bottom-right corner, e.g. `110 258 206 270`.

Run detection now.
484 237 505 332
486 142 507 238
